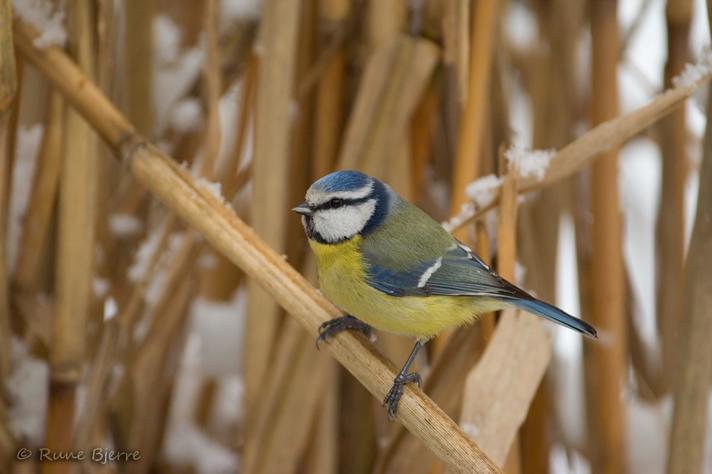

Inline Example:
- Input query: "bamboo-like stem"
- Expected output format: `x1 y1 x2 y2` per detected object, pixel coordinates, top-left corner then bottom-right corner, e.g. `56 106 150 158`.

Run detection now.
450 0 499 241
586 2 626 472
656 0 691 394
666 3 712 471
13 22 500 473
244 0 302 420
44 3 97 473
446 72 712 231
14 92 63 292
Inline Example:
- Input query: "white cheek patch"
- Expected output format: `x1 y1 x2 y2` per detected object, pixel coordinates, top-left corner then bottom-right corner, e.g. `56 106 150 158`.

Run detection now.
307 182 374 207
313 199 376 242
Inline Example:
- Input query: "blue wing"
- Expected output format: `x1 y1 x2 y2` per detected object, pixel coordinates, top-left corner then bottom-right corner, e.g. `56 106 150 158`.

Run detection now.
363 242 522 299
362 242 598 338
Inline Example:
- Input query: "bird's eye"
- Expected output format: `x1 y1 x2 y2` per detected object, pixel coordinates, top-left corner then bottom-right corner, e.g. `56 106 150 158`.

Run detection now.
330 198 344 208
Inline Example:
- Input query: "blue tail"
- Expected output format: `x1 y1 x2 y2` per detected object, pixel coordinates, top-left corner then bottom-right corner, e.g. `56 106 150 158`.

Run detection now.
512 298 597 338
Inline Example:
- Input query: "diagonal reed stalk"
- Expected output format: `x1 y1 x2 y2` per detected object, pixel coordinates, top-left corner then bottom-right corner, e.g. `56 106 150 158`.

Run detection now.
447 68 712 232
13 20 501 474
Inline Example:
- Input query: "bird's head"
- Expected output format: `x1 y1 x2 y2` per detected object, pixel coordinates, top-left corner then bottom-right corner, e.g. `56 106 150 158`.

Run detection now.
293 170 391 244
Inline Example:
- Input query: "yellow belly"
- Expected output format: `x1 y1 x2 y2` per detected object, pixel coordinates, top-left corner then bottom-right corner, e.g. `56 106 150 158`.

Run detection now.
309 237 503 338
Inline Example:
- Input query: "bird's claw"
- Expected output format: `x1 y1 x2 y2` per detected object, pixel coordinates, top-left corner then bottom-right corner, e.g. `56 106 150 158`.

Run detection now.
316 315 373 348
383 372 421 420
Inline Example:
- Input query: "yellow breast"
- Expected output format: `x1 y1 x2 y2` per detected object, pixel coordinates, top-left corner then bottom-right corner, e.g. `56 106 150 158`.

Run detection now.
308 236 501 338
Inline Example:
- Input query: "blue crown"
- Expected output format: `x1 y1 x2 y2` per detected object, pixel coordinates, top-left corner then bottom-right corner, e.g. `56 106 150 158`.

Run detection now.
311 170 372 193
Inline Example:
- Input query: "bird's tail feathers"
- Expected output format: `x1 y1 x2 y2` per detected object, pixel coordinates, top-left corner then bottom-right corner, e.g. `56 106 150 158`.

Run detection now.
510 298 597 338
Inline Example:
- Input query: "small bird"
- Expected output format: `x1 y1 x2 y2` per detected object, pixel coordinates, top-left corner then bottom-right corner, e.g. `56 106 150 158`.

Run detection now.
293 170 597 419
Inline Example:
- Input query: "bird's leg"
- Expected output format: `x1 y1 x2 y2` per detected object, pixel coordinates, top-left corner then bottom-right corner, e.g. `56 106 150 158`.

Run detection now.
383 339 424 420
316 314 373 348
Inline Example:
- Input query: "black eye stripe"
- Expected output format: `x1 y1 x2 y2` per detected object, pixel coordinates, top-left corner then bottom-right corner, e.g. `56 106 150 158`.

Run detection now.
313 195 371 211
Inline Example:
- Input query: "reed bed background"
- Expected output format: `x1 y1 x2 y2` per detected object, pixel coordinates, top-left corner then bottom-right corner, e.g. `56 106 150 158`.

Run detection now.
2 0 712 473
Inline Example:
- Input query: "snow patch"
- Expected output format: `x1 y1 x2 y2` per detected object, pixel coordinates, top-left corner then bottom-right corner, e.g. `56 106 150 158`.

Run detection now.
672 49 712 89
170 98 203 133
6 338 48 444
504 144 555 180
109 213 143 238
13 0 67 48
465 174 503 208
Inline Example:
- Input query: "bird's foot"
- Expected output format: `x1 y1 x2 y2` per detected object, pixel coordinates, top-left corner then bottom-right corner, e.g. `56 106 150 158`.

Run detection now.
316 315 373 348
383 372 422 420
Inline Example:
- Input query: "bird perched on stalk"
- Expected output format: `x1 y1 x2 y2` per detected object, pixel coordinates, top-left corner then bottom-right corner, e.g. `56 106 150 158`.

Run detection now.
293 170 597 419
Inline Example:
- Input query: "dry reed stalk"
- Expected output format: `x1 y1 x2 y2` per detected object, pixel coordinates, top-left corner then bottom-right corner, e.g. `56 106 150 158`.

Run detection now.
410 73 439 196
13 92 63 292
301 361 339 474
666 3 712 469
75 215 178 449
374 325 484 474
198 0 221 178
201 56 256 300
0 0 17 385
14 22 501 472
367 0 405 49
495 160 522 474
450 0 499 242
339 34 438 175
313 0 349 177
44 3 97 472
457 307 550 468
244 0 302 420
449 75 712 233
242 318 333 473
457 165 551 469
124 238 201 471
656 0 691 394
585 1 626 472
123 0 155 135
245 5 326 469
442 0 470 105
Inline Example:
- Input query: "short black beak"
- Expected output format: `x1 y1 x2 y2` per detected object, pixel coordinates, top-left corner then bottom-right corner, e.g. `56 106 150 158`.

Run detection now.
292 202 313 216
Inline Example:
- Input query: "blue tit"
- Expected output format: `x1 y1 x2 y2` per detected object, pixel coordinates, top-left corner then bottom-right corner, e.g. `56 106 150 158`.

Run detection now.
293 170 597 419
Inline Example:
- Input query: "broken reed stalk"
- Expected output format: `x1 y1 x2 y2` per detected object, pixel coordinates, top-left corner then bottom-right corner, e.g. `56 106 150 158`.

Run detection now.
656 0 691 394
666 2 712 470
448 70 712 232
44 3 97 474
244 0 302 421
13 20 500 474
450 0 498 242
586 1 626 472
